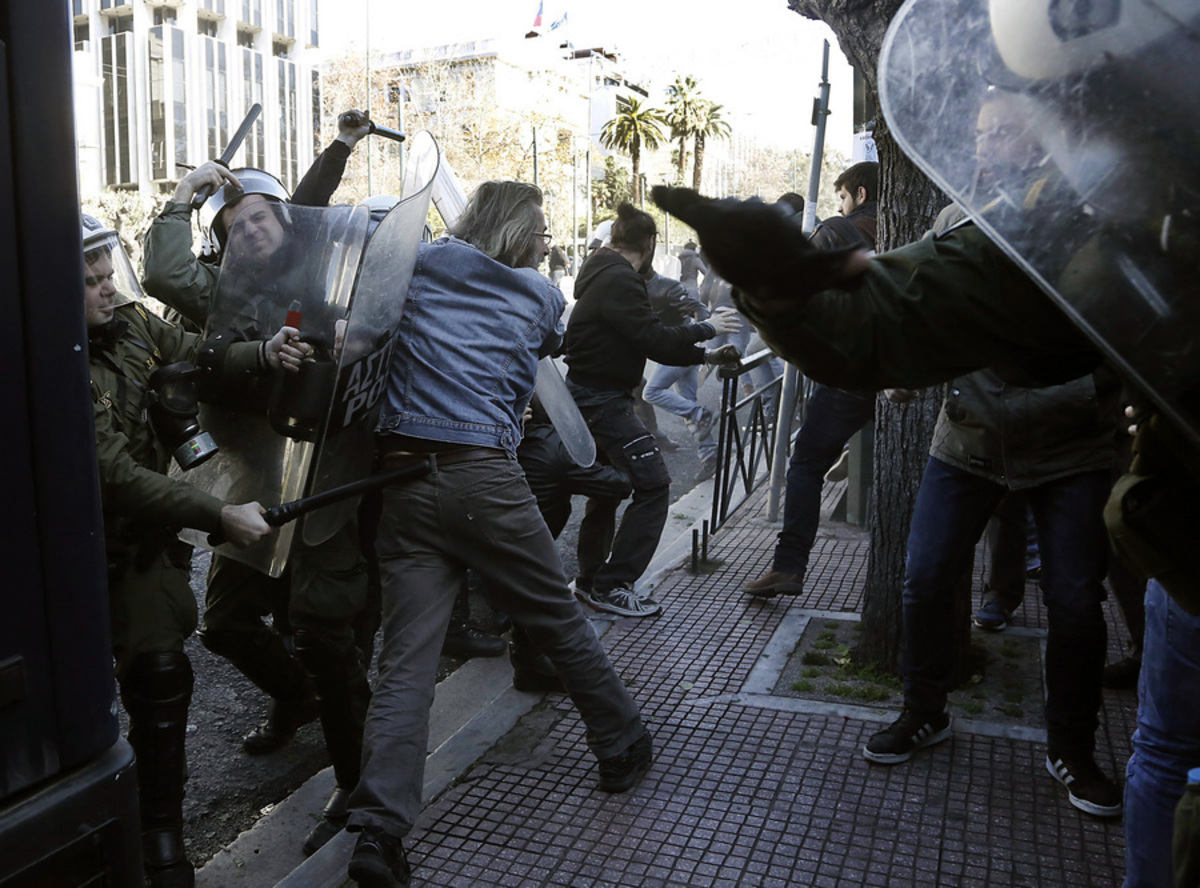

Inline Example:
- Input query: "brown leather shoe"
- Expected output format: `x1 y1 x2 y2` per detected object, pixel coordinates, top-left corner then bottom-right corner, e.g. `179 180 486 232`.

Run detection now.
742 570 804 598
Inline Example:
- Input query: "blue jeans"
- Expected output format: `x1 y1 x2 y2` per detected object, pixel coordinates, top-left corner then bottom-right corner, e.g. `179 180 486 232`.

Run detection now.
773 385 874 575
643 363 716 460
903 457 1110 753
1123 579 1200 888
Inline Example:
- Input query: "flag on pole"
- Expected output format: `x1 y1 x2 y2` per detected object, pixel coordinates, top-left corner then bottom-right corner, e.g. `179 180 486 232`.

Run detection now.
532 0 543 28
550 11 568 31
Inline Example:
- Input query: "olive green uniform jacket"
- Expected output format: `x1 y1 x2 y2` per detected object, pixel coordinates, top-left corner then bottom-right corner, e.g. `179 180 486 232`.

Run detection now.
90 300 227 539
733 218 1198 613
90 300 261 656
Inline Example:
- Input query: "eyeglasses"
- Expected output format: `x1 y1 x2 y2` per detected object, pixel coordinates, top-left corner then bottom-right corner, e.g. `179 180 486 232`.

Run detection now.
535 231 553 244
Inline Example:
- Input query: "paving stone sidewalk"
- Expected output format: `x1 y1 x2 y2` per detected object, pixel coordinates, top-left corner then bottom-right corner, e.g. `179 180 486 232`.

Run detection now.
327 481 1139 887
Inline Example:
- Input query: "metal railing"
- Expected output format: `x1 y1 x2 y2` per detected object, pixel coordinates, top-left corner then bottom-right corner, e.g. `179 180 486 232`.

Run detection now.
708 349 793 533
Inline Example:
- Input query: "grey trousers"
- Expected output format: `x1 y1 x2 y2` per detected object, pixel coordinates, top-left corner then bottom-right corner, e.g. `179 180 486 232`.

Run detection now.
347 456 645 837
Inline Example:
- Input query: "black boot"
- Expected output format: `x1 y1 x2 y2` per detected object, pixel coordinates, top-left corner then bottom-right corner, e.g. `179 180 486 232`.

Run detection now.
200 628 318 754
295 633 372 856
243 693 320 755
441 583 505 659
120 651 196 888
302 786 350 857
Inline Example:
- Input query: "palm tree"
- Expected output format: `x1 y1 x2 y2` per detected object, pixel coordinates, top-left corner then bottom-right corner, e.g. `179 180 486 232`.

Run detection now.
692 101 732 192
665 75 704 185
599 94 667 205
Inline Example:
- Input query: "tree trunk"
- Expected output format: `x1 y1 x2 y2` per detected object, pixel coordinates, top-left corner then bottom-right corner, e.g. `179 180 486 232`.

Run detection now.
693 134 706 192
679 135 688 183
788 0 966 676
631 147 642 205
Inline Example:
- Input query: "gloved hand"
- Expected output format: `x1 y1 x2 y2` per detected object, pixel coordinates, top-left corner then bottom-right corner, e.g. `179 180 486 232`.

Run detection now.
704 345 742 368
651 186 871 308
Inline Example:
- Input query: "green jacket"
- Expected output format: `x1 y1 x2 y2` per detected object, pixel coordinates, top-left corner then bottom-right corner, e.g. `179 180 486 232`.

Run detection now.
89 301 260 542
142 201 220 331
931 367 1119 488
734 219 1199 611
736 221 1093 392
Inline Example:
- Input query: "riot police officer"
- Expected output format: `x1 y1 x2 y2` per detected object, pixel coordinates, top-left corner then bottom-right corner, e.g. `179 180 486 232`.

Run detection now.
142 141 377 854
84 215 300 886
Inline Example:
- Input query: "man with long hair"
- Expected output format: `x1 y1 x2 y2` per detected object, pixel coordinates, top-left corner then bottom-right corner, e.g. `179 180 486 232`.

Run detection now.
346 182 652 888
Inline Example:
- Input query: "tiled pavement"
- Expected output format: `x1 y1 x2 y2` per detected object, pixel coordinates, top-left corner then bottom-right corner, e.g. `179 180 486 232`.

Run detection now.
379 482 1138 887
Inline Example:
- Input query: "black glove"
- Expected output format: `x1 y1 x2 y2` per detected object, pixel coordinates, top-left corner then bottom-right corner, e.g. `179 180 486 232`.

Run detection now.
651 186 868 296
703 345 742 368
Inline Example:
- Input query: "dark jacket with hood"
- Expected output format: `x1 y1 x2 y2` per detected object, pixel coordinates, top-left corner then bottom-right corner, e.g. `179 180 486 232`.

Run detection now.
564 248 715 396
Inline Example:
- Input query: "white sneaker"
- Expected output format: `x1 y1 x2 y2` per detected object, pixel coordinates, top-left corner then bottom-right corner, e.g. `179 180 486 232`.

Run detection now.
580 584 662 617
824 449 850 483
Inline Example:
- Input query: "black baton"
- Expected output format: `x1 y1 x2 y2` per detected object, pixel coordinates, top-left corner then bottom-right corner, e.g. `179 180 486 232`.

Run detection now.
207 458 432 547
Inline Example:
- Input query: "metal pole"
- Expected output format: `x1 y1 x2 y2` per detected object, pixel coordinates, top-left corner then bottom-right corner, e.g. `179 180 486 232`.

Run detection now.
532 125 538 187
585 146 592 254
767 40 831 522
571 145 578 273
364 2 373 196
397 85 404 187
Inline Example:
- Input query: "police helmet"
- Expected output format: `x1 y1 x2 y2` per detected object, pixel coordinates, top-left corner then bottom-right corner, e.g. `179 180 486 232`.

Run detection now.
197 167 290 255
81 212 145 302
989 0 1196 82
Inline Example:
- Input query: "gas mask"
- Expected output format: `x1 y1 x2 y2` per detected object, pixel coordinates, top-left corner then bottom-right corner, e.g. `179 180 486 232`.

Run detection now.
146 362 219 470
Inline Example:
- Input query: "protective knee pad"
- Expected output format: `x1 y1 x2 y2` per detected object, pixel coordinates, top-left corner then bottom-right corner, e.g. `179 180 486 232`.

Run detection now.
120 651 194 709
119 651 193 867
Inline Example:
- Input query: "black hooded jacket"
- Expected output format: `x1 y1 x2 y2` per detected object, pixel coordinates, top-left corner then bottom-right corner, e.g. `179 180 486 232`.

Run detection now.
564 248 714 395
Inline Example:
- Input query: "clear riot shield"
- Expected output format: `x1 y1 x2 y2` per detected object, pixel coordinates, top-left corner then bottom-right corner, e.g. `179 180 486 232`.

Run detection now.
879 0 1200 446
176 203 370 576
300 133 441 545
536 356 596 467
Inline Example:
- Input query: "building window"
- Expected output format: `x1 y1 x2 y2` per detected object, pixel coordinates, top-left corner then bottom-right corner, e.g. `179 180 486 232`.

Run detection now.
272 39 289 59
238 28 255 48
107 13 132 35
198 18 218 37
172 28 187 172
276 0 295 38
239 0 262 28
278 58 298 189
242 47 265 168
198 0 226 16
153 7 176 25
203 38 229 160
72 0 86 18
309 0 319 46
101 32 133 185
100 0 131 10
149 27 168 179
150 26 189 181
74 19 90 51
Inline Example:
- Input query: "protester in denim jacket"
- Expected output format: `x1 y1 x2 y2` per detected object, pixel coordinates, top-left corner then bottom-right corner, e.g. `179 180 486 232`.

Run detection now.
345 182 651 888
